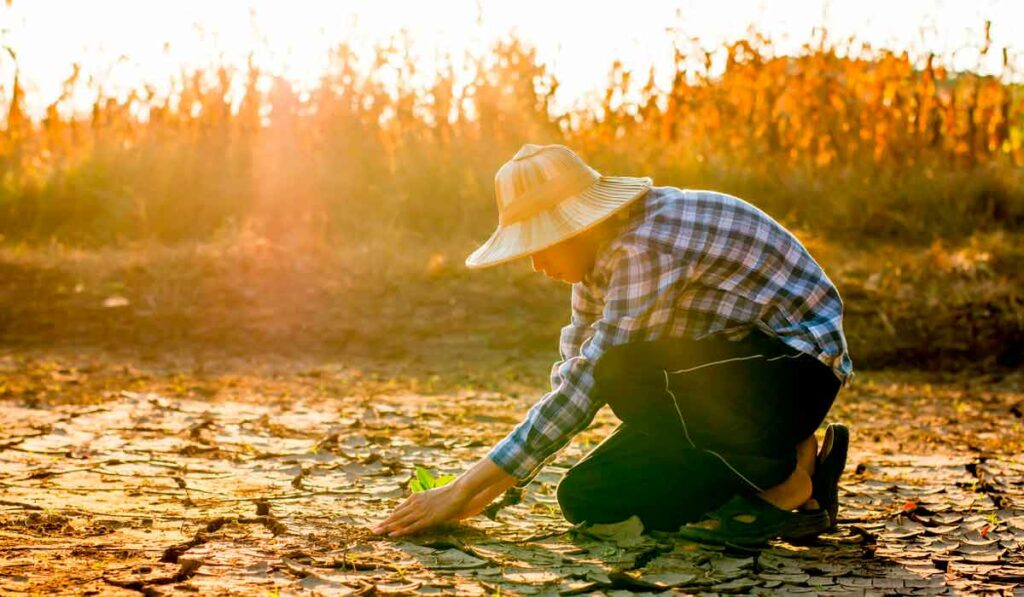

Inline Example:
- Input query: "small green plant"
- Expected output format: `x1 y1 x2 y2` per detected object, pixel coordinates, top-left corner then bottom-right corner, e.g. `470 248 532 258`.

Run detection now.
408 466 455 493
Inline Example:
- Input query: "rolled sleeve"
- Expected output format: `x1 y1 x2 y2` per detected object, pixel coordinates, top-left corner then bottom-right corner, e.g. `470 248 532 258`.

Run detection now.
488 352 600 482
487 246 667 485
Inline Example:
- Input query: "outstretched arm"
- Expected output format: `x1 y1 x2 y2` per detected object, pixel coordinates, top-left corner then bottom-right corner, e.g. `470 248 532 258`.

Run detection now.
372 457 516 537
374 247 663 536
372 282 603 537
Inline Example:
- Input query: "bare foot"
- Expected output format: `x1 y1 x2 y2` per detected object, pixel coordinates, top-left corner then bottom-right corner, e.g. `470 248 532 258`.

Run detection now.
795 433 821 511
690 435 820 531
796 433 817 476
758 434 818 511
759 466 812 511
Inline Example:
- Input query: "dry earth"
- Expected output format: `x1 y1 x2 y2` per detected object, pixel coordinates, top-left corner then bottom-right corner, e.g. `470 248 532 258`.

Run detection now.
1 356 1023 596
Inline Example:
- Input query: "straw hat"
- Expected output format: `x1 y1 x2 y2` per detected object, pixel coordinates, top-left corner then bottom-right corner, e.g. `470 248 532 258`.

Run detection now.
465 144 652 269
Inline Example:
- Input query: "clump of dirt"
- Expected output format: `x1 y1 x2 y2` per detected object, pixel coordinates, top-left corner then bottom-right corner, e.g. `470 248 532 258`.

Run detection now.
2 376 1023 594
0 512 134 538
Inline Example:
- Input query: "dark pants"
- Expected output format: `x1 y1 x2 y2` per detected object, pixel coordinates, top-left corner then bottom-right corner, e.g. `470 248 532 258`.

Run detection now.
556 331 841 531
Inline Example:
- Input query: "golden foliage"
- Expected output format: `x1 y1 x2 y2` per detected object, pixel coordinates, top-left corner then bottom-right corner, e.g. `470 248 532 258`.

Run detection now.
0 31 1021 245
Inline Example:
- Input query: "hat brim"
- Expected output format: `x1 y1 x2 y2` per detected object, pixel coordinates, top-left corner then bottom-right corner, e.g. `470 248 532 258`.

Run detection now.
464 176 652 269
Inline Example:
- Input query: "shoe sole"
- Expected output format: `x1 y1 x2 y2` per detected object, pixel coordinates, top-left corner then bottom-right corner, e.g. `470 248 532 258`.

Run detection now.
816 423 849 529
779 422 849 541
680 510 831 547
679 496 832 547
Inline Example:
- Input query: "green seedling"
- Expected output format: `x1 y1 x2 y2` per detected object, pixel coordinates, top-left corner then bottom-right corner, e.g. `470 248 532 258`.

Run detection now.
408 466 455 493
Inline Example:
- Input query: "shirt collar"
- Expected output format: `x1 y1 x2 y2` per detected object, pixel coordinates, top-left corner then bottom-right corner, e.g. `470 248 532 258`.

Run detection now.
581 190 651 286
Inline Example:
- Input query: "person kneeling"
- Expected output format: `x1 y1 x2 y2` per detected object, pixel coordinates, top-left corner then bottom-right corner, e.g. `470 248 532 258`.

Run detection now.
374 144 852 545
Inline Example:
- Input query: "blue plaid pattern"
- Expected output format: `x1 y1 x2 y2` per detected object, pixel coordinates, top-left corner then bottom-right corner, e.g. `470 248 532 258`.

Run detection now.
488 186 853 483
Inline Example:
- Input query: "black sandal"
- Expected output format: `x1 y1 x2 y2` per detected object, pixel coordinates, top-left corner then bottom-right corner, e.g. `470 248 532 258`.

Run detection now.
677 494 830 547
780 422 851 542
812 423 849 529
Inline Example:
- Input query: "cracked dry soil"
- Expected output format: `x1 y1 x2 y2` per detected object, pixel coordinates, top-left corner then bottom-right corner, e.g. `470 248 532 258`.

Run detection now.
1 371 1023 596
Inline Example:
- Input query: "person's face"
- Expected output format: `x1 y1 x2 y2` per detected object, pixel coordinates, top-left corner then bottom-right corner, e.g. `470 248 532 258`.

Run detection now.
529 231 597 284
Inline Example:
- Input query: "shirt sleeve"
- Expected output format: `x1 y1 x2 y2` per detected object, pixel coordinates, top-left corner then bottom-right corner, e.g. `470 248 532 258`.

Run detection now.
547 278 602 390
487 245 670 485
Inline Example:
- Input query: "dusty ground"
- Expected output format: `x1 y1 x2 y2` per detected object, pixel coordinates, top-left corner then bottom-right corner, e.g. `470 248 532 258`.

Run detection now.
1 236 1023 595
1 232 1022 374
1 352 1023 596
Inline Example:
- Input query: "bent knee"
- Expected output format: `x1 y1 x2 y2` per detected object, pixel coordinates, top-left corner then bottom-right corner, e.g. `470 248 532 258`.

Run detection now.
556 469 589 524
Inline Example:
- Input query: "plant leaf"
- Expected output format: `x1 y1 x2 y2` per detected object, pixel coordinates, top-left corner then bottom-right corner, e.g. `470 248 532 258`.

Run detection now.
408 467 453 493
416 466 435 490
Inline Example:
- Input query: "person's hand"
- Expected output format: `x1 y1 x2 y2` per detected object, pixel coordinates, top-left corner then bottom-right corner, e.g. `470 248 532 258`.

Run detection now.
372 457 518 537
372 481 472 537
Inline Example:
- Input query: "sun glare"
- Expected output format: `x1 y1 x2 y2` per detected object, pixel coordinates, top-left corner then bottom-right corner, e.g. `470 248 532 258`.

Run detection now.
1 0 1022 120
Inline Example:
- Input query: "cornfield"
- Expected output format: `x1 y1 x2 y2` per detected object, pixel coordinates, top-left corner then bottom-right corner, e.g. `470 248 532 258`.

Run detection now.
1 29 1022 247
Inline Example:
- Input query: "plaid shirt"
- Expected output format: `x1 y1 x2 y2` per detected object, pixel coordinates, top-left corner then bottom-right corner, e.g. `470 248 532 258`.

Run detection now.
488 186 853 484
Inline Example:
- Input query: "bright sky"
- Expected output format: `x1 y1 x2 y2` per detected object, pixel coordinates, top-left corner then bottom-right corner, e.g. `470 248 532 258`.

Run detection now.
1 0 1021 119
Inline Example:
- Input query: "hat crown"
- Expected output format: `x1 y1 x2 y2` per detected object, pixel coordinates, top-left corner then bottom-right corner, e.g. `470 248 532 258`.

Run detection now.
465 144 652 268
495 144 601 227
512 143 547 161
